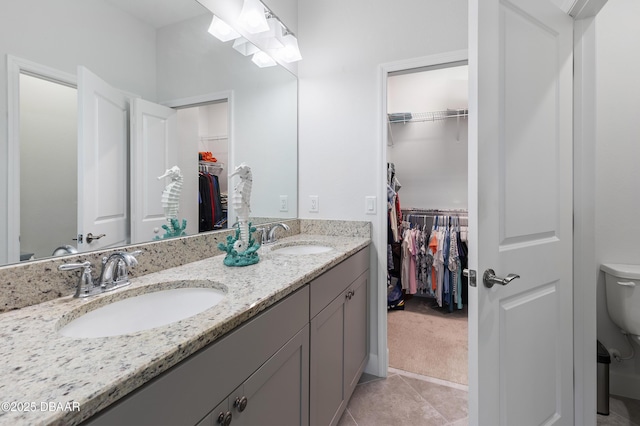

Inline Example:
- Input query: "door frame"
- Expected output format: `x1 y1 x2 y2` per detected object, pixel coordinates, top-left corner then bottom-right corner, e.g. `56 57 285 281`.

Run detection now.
376 3 605 424
6 56 77 264
161 90 234 225
377 49 469 378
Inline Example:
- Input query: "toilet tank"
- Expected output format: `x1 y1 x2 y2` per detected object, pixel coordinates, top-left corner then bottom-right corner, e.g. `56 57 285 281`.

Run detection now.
601 263 640 336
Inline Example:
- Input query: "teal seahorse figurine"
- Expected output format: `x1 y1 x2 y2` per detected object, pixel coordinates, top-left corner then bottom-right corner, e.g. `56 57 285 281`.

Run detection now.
217 222 260 266
155 218 187 240
155 166 188 240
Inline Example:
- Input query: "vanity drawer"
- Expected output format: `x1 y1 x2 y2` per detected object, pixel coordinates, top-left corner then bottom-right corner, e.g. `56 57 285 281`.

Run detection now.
87 285 309 426
310 247 369 319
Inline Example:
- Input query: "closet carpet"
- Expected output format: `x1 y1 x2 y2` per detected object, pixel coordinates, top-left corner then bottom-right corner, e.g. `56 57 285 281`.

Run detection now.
387 297 468 385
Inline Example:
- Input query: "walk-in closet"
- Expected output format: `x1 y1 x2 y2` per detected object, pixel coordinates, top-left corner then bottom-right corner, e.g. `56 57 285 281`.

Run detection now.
177 101 229 233
386 63 469 386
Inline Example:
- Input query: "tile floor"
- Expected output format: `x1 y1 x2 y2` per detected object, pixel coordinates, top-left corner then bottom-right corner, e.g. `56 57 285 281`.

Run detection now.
598 394 640 426
340 368 468 426
341 368 640 426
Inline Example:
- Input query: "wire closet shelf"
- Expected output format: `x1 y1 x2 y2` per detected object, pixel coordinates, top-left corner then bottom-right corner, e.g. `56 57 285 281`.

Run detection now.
388 109 468 124
387 109 469 146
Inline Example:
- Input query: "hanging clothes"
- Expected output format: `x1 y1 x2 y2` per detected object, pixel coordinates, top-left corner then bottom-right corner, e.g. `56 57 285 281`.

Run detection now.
398 210 469 310
198 172 224 231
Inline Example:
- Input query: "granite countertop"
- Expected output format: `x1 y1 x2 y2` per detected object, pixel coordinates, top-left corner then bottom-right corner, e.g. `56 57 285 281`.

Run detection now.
0 234 370 426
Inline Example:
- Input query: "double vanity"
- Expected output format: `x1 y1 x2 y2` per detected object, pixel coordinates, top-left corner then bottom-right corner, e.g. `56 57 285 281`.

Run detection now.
0 220 371 425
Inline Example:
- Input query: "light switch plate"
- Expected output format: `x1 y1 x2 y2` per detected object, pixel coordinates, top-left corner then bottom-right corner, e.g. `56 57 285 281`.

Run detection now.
365 196 377 215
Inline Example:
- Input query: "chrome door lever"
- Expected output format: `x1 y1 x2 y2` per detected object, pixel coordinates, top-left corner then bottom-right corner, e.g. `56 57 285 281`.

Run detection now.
483 269 520 288
86 233 106 243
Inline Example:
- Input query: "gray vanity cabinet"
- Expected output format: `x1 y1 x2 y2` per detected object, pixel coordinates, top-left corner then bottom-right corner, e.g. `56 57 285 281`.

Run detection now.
86 286 309 426
85 245 371 426
309 247 369 426
198 325 309 426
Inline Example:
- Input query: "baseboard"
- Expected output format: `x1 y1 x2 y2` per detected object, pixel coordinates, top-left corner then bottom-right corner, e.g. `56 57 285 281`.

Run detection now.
610 370 640 400
364 353 384 377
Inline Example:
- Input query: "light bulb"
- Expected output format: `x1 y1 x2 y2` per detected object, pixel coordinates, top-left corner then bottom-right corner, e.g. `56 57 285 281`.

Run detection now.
208 16 241 42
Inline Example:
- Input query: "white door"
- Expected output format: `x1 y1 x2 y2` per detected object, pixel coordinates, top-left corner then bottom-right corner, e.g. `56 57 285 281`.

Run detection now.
77 66 129 251
468 1 573 425
130 98 178 244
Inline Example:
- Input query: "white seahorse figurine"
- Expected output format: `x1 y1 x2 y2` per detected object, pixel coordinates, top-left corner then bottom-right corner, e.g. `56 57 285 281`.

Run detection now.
230 163 252 250
157 166 183 220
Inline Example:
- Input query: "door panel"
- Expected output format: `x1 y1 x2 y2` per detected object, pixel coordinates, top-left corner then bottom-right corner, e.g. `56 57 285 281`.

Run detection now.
501 2 561 244
501 283 560 424
130 98 177 243
233 325 309 426
77 66 129 251
310 295 346 426
469 0 573 425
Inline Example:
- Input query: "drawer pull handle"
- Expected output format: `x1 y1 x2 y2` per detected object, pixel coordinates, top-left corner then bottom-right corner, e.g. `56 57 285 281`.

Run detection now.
234 396 248 412
218 411 232 426
617 281 637 287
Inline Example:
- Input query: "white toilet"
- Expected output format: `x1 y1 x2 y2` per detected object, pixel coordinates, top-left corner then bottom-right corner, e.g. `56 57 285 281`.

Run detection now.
601 263 640 343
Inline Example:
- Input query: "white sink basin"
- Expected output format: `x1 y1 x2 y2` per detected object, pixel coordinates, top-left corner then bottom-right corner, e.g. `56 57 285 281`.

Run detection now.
59 287 226 338
272 244 333 255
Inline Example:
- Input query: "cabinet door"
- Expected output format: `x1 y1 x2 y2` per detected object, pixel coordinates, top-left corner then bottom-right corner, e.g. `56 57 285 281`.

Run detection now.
233 325 310 426
344 272 369 398
310 292 347 426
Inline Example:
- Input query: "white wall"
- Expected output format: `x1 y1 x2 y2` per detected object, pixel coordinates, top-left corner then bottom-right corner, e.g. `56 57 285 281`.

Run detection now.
20 75 77 259
298 0 468 375
387 66 468 210
595 0 640 399
0 0 157 264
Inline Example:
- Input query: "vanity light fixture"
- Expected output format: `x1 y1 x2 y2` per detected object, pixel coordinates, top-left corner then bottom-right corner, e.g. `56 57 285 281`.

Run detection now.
251 50 277 68
256 16 285 49
238 0 269 34
208 16 241 42
233 37 260 56
277 32 302 63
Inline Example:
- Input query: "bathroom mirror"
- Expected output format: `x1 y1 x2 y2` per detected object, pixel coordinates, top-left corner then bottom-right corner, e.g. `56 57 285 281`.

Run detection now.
0 0 297 266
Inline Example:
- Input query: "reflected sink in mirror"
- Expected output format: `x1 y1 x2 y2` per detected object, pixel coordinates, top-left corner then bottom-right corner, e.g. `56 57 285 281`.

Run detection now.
58 285 226 338
271 244 334 255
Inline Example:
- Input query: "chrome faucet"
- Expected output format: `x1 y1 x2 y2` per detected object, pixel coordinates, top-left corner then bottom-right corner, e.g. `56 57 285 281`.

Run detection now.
98 251 141 290
258 223 291 245
58 250 141 298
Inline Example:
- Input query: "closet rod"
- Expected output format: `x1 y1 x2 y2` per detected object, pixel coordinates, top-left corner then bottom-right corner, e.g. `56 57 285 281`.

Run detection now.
402 208 468 215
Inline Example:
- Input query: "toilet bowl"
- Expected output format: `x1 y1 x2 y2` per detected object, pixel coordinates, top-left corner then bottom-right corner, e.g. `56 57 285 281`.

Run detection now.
601 263 640 343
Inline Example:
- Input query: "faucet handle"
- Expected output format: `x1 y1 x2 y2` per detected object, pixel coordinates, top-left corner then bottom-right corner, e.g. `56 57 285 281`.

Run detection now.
59 261 95 297
58 261 92 272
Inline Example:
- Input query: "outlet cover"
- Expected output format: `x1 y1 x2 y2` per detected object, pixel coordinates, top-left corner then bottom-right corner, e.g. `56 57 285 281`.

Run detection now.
279 195 288 212
309 195 319 213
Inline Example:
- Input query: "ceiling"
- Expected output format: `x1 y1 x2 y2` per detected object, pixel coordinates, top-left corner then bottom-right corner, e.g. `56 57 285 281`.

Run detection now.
105 0 209 29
